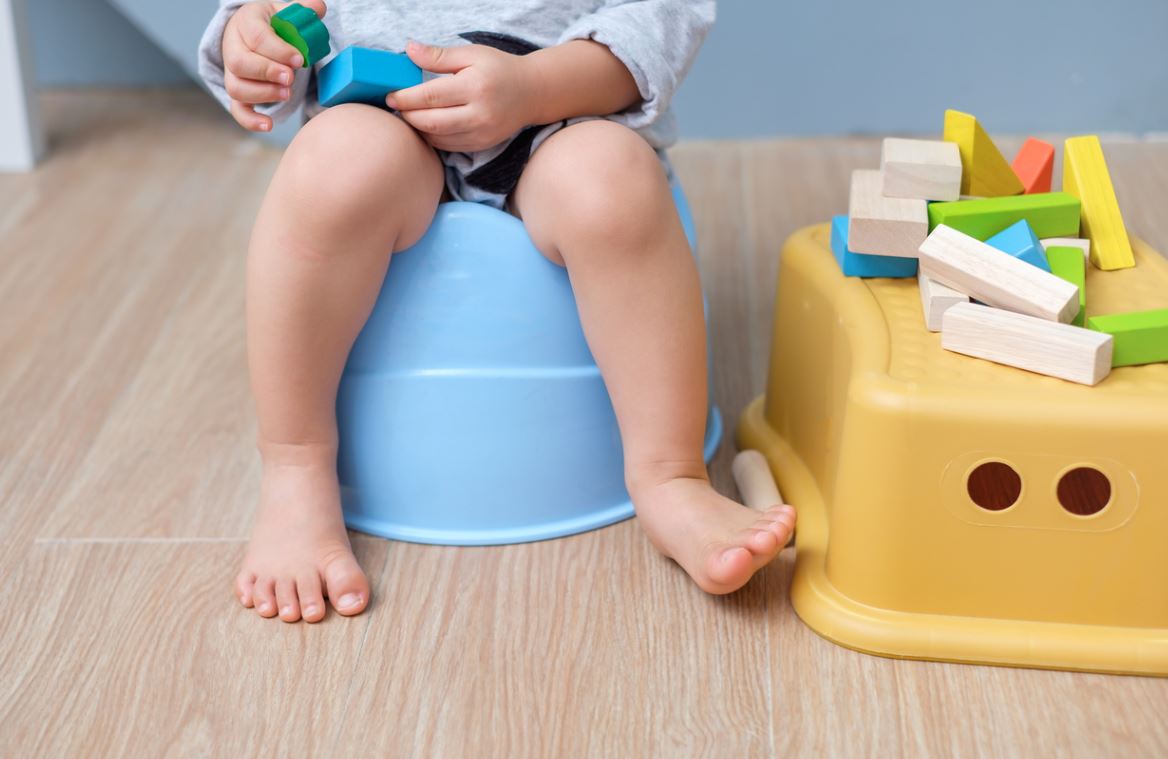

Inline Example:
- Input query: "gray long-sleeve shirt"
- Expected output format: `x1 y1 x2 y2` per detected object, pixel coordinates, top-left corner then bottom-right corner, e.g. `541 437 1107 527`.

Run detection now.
198 0 714 148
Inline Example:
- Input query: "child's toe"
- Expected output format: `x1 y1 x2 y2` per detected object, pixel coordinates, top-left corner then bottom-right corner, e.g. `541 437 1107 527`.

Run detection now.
707 545 752 587
235 571 256 608
738 526 779 556
253 578 279 618
323 552 370 616
276 579 301 622
297 572 326 623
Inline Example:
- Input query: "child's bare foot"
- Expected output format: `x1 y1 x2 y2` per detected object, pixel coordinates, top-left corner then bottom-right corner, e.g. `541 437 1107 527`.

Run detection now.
235 444 369 623
632 476 796 594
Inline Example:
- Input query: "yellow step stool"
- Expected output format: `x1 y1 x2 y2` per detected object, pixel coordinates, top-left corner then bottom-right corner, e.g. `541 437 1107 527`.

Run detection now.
737 224 1168 676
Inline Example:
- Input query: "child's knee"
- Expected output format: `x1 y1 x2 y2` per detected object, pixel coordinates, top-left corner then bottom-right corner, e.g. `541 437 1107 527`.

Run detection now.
275 105 440 223
524 121 672 244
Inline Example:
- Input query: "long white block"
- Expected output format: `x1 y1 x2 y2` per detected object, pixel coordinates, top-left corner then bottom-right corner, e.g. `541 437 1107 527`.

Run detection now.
918 271 969 332
919 224 1080 323
941 302 1113 385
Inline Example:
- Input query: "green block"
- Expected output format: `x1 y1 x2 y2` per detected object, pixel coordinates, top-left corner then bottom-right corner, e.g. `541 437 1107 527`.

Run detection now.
1086 308 1168 367
271 3 331 68
927 192 1081 240
1046 246 1086 326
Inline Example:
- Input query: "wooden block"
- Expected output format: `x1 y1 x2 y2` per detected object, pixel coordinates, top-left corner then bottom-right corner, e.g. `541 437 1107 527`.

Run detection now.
918 224 1080 323
927 192 1080 240
942 110 1024 197
1010 137 1055 194
830 215 918 278
985 219 1051 271
880 138 962 201
942 303 1112 385
1086 309 1168 366
847 170 928 258
918 270 969 332
1063 135 1136 271
1040 237 1090 259
318 46 424 108
1046 246 1087 327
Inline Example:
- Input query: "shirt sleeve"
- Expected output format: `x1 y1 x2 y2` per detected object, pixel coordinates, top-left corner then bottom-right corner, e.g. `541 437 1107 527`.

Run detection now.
556 0 716 130
197 0 311 124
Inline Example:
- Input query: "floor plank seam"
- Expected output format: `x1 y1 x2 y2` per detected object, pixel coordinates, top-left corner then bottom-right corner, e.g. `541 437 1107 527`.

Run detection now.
33 537 249 545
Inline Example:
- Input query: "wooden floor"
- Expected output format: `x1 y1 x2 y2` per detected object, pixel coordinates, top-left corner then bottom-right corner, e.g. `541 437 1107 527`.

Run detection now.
2 90 1166 757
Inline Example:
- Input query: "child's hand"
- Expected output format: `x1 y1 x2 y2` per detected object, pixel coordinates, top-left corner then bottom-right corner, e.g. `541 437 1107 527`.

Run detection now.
222 1 328 132
386 41 538 153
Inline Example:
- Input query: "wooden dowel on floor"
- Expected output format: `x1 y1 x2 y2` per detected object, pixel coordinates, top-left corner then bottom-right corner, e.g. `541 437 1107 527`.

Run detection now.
732 450 784 509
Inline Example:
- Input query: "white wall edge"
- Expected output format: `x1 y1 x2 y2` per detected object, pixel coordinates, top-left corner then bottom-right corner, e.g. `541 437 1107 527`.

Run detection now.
1 0 46 172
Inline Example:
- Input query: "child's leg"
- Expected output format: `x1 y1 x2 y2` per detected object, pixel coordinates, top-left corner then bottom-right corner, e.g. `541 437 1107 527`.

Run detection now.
512 121 795 594
238 104 444 621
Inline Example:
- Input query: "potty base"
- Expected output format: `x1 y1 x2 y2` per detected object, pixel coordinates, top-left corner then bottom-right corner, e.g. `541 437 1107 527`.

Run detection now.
345 408 722 546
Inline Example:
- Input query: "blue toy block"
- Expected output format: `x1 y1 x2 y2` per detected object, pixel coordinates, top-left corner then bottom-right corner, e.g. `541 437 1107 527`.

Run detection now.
318 46 423 108
985 219 1051 272
830 215 918 278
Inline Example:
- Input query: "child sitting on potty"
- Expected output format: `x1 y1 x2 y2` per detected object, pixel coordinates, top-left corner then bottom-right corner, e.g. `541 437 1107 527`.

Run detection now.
199 0 796 622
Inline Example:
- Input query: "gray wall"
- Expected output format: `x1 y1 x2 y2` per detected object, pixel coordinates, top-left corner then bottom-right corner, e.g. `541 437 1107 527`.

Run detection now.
29 0 1168 136
29 0 187 86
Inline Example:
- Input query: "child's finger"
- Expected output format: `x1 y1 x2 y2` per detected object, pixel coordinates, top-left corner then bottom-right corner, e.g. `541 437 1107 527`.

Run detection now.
386 76 467 112
226 71 291 105
235 11 304 68
398 105 476 136
230 100 273 132
404 40 478 74
225 48 294 85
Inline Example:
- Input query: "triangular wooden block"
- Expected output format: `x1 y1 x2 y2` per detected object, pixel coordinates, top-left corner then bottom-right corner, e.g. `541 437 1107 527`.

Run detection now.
1011 137 1055 194
943 110 1024 197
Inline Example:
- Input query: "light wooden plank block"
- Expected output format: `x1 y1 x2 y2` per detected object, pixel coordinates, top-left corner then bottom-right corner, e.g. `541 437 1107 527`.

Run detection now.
919 224 1080 323
0 0 44 171
918 270 969 331
847 169 928 258
941 302 1113 385
943 110 1023 197
1063 135 1136 271
1041 237 1090 259
880 138 962 201
1011 137 1055 194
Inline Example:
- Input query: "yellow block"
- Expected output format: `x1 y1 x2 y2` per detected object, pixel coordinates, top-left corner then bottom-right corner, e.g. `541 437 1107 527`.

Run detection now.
943 110 1024 197
737 223 1168 675
1063 135 1136 271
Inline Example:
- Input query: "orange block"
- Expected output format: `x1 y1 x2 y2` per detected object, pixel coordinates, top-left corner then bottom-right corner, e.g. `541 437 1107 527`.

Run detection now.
1011 137 1055 194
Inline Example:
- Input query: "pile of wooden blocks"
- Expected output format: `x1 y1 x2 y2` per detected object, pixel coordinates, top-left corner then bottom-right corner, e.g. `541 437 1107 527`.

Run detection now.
831 109 1168 386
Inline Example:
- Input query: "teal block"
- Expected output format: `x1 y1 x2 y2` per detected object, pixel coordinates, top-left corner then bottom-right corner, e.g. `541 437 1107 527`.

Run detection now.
318 46 423 108
985 219 1051 272
831 216 918 278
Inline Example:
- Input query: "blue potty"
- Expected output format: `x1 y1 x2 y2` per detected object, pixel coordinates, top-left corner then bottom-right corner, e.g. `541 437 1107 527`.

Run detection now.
337 180 722 545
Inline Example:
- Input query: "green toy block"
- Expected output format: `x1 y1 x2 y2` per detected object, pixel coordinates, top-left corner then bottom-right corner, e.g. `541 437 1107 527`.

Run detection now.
1086 309 1168 367
927 192 1081 241
1046 246 1086 326
271 3 330 68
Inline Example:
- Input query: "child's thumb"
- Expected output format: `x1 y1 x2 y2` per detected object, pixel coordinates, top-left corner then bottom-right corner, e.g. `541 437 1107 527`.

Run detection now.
406 41 474 73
